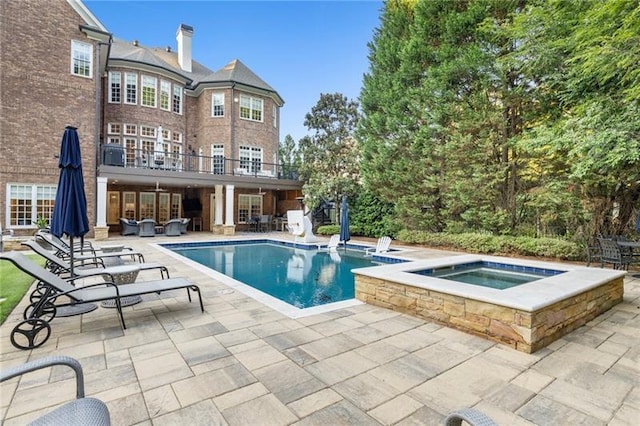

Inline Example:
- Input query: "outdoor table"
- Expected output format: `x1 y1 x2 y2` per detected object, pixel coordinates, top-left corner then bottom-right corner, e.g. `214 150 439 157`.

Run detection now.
616 240 640 277
100 265 141 308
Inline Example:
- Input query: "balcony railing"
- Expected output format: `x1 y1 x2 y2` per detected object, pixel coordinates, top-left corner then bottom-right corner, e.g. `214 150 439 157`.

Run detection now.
101 144 300 180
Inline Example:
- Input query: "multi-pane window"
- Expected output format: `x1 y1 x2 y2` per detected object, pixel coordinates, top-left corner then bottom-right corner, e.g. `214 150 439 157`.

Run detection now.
71 40 92 77
161 128 170 140
107 137 121 144
8 184 56 227
122 192 136 220
140 126 156 138
272 105 277 128
141 75 157 107
212 93 225 117
159 193 170 224
239 95 263 122
172 86 182 114
170 194 181 219
124 138 137 166
238 194 263 224
160 80 171 110
124 124 137 136
239 146 262 173
172 132 182 143
212 144 224 174
125 73 137 104
107 123 121 134
109 72 121 103
139 192 156 219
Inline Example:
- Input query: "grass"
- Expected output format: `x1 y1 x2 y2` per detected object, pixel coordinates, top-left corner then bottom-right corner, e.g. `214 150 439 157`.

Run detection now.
0 254 45 325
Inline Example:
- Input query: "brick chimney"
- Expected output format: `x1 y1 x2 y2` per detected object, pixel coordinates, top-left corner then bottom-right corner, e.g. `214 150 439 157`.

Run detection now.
176 24 193 72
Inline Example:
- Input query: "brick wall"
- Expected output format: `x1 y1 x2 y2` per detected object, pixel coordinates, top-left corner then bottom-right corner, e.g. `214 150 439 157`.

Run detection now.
0 0 99 236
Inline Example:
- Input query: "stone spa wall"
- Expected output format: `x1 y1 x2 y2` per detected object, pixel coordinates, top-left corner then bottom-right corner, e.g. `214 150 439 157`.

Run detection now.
355 275 624 353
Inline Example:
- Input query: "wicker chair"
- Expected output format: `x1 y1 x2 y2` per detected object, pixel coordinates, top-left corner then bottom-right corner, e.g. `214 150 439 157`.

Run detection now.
1 356 111 425
119 218 138 236
180 218 191 234
445 408 497 426
164 219 182 236
138 219 157 237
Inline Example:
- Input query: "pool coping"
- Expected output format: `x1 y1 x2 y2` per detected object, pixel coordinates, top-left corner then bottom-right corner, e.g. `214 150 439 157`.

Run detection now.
352 254 627 312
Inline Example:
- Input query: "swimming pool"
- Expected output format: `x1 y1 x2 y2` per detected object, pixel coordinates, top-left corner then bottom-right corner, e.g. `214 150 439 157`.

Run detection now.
158 239 401 316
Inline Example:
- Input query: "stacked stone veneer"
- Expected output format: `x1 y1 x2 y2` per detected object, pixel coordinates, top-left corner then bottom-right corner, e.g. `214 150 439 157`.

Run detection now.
355 275 624 353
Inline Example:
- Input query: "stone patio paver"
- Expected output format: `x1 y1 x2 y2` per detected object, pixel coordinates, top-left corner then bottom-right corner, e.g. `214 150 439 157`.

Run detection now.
0 232 638 425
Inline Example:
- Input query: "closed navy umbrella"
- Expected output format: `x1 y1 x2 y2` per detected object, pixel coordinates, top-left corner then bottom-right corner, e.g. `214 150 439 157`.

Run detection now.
50 127 95 315
339 195 350 249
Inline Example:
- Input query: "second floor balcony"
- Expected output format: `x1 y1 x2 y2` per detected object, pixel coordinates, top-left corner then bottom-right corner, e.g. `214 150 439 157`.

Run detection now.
100 144 300 182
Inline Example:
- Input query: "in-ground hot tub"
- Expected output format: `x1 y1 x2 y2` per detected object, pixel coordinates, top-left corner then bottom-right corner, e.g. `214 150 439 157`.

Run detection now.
353 254 626 353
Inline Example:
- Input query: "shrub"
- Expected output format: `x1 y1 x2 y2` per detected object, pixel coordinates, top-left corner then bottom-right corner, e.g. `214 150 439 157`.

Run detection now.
396 230 582 261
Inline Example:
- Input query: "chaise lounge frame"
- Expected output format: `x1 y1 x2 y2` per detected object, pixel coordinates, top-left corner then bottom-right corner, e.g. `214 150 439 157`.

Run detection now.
1 251 203 350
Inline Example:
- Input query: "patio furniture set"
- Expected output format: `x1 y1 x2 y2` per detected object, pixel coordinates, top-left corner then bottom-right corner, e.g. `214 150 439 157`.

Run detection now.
587 235 640 271
120 217 191 237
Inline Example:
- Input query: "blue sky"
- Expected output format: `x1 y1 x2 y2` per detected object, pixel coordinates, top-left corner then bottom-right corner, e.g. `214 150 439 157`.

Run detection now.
85 0 383 143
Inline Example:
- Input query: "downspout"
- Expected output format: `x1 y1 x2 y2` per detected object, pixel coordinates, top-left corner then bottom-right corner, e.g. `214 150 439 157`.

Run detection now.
94 41 102 231
230 82 236 165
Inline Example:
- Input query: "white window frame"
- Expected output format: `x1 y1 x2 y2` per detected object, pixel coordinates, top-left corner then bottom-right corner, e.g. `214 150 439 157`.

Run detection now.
107 136 121 145
6 184 57 228
108 71 121 103
160 80 171 110
239 95 263 122
125 72 137 105
238 194 263 224
172 132 182 144
141 75 157 108
139 192 156 219
272 105 277 128
211 144 224 174
172 86 183 114
239 146 262 173
212 93 225 117
140 126 156 138
124 124 137 136
71 40 92 77
107 123 121 134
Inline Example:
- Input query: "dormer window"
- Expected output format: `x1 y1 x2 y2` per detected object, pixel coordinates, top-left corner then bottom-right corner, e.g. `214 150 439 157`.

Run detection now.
71 40 92 77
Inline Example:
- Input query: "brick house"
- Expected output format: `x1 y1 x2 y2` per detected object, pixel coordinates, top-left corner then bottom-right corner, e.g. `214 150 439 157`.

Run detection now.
1 0 302 239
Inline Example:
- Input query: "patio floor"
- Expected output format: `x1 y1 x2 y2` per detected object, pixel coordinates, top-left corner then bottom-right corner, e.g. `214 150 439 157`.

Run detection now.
1 232 638 425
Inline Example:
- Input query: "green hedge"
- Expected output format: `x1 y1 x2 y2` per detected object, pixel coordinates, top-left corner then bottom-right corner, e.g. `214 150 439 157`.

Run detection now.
396 230 583 261
317 224 364 236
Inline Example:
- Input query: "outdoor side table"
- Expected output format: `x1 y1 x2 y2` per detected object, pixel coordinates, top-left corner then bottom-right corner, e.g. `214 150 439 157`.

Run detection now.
100 265 142 308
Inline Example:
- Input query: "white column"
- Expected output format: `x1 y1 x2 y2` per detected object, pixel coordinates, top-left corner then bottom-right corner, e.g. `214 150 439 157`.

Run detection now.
198 147 203 173
96 177 108 227
215 185 223 225
225 185 234 225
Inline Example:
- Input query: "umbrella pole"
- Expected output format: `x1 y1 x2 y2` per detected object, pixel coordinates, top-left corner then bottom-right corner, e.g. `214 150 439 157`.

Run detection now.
70 235 74 277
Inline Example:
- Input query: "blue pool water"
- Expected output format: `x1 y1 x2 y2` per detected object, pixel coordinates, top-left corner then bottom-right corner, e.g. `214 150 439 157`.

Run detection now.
413 261 564 290
167 242 383 308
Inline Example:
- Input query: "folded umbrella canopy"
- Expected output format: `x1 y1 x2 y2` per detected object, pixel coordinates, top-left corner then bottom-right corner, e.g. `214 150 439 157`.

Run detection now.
49 126 95 315
339 195 350 249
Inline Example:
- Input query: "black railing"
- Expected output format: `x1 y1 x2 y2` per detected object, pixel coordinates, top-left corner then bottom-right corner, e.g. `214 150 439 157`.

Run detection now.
100 144 299 180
